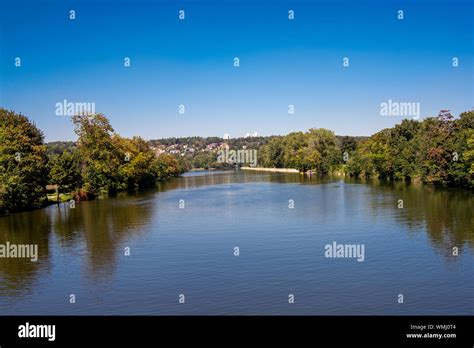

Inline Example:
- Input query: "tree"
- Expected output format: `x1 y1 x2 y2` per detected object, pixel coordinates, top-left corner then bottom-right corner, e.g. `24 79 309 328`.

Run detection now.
282 132 309 170
453 111 474 187
72 113 185 195
49 150 82 202
260 137 285 168
465 129 474 186
0 109 49 213
115 135 161 189
191 151 217 169
306 128 340 173
417 115 454 185
72 113 122 195
155 153 183 179
388 119 420 180
344 110 473 188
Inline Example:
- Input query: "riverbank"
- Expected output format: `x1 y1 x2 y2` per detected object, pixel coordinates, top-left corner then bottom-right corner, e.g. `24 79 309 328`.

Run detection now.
241 167 299 173
241 167 344 176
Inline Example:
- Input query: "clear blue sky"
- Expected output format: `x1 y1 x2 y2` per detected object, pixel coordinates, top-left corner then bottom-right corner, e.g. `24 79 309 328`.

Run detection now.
0 0 473 142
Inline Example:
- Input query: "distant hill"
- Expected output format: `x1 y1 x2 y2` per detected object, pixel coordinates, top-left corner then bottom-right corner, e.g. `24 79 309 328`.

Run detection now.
46 141 76 156
46 135 369 169
149 135 368 150
149 135 273 150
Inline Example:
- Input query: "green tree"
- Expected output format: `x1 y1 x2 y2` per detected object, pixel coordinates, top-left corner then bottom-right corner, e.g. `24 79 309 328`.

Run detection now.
306 128 340 173
0 109 49 213
260 137 285 168
115 135 161 189
388 119 420 180
464 129 474 186
345 110 473 188
49 150 82 201
417 112 455 185
191 151 217 169
450 111 474 187
155 153 183 179
340 136 357 154
72 113 184 194
72 113 122 195
281 132 309 170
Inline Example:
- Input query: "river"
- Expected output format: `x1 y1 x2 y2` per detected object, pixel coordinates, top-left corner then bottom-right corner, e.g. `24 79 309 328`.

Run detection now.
0 171 472 314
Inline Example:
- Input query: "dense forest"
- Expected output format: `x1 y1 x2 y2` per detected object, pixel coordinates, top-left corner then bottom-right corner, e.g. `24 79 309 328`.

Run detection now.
259 110 473 188
345 110 473 187
0 109 186 214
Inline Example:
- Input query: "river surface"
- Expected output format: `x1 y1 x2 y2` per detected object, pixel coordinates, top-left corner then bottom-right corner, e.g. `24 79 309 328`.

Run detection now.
0 171 472 315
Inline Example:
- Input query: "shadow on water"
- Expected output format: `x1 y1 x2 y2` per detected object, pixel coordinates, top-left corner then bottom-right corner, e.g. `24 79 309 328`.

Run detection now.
162 171 473 257
0 210 51 296
51 192 156 281
0 171 472 299
0 191 156 295
344 177 473 259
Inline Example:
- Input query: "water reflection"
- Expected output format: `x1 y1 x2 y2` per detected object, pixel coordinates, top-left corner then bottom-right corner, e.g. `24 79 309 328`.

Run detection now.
159 170 336 191
0 210 51 296
371 180 472 258
0 192 156 295
162 172 473 255
54 193 155 281
0 171 472 304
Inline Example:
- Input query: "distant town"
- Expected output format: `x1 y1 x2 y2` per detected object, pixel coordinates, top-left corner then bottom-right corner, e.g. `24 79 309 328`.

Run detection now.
46 133 367 170
149 133 263 156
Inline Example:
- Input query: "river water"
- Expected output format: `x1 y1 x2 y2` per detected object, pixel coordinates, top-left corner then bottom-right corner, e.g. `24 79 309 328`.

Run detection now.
0 171 472 314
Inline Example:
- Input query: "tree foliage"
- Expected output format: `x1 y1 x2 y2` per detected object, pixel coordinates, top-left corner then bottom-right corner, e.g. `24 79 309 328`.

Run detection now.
72 113 185 195
49 149 82 199
259 128 340 173
345 110 474 187
1 111 188 214
0 109 49 213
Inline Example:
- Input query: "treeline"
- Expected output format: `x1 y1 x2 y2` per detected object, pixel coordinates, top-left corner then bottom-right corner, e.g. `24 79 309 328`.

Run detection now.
2 108 471 215
259 129 356 173
260 110 474 188
151 134 366 169
345 110 474 187
150 135 272 150
0 109 186 214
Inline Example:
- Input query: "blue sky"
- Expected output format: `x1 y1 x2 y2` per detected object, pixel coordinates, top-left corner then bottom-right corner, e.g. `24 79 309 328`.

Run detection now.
0 0 473 141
